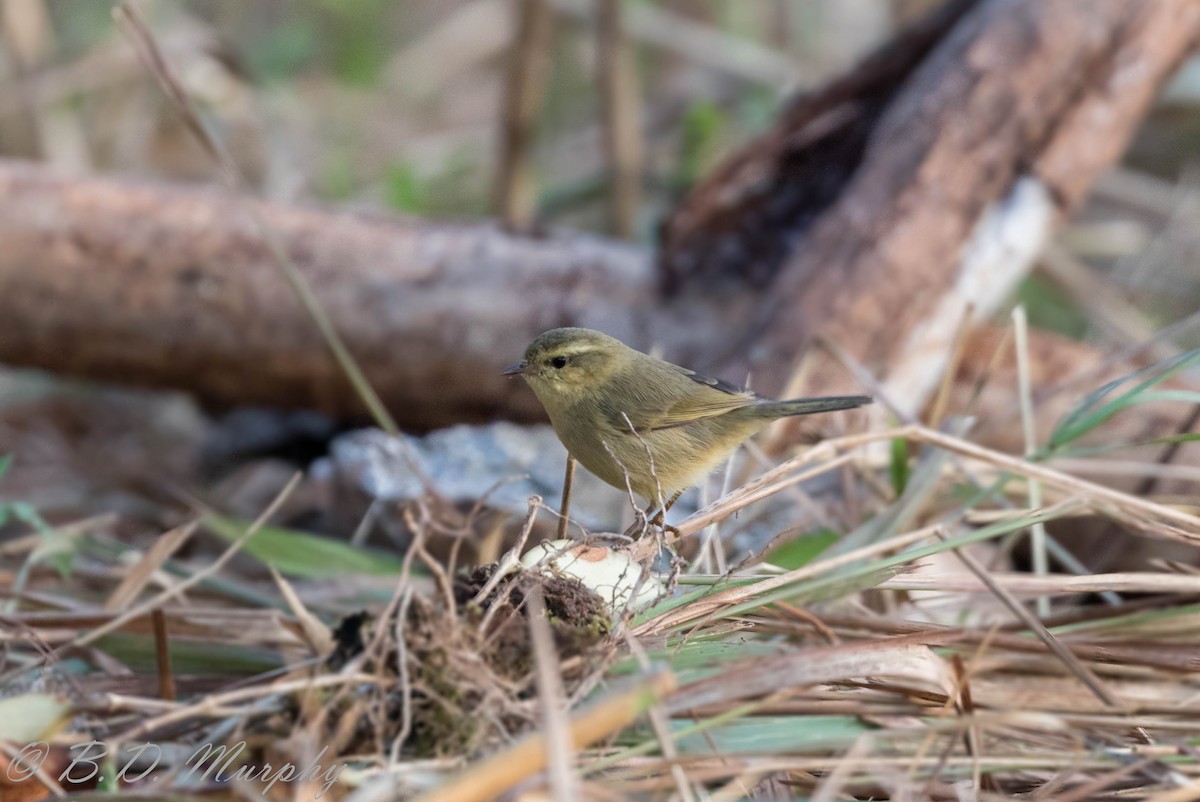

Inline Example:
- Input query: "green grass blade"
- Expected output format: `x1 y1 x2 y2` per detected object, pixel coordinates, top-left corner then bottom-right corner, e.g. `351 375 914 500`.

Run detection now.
890 436 911 496
832 443 952 556
673 714 870 755
764 528 839 570
1050 432 1200 458
710 503 1080 625
1048 349 1200 450
96 632 285 674
204 515 406 578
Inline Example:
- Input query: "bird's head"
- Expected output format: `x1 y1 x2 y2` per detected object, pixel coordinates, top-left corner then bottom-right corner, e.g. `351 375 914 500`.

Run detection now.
503 327 626 407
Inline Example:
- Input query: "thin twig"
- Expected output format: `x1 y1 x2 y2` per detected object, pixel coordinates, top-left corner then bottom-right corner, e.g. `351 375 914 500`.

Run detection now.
112 1 408 446
412 672 676 802
624 633 696 802
928 303 975 428
472 496 543 606
1013 306 1050 617
526 585 580 800
932 530 1124 712
0 473 302 685
118 672 386 741
104 520 197 611
151 608 175 702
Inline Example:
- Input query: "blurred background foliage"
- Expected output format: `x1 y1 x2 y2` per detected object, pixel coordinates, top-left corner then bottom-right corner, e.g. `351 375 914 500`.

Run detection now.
14 1 898 226
6 0 1198 351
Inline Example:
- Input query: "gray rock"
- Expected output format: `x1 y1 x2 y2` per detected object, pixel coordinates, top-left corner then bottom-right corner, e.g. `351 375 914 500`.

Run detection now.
313 424 638 530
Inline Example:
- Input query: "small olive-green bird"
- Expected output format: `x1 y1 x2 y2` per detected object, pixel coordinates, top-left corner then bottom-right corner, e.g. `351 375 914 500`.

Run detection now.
504 328 871 503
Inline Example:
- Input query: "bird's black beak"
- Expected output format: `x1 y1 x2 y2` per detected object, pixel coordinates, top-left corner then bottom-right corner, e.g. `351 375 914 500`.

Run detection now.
502 361 530 377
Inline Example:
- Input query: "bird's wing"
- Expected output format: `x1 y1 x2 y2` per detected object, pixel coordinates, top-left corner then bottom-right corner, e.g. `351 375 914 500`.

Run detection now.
612 367 758 433
676 367 748 397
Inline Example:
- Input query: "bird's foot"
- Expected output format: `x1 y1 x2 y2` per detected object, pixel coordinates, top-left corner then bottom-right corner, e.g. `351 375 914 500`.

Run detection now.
621 516 679 541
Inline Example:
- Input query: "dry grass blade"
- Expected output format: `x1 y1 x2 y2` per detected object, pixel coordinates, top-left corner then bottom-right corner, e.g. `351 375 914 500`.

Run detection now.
0 473 301 685
1053 756 1162 802
472 496 541 605
635 519 946 635
1042 244 1162 351
812 733 875 802
3 607 307 650
103 520 197 611
671 641 953 712
908 425 1200 539
269 565 334 656
1143 780 1200 802
526 585 580 800
933 530 1123 713
1013 305 1050 617
411 672 676 802
625 634 695 802
882 571 1200 595
551 0 798 85
929 303 976 427
112 1 406 442
150 607 174 702
117 672 387 741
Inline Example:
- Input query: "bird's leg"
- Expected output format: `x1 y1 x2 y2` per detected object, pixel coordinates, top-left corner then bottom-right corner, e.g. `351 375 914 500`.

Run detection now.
648 490 683 528
556 455 576 540
622 491 683 540
648 489 686 537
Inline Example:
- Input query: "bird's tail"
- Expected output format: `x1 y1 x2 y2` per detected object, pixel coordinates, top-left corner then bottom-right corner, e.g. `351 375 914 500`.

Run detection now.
761 395 873 418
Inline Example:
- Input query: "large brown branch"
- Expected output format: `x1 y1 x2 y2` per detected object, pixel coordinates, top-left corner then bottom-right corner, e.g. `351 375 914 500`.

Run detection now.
664 0 1200 405
0 160 656 427
1 0 1198 427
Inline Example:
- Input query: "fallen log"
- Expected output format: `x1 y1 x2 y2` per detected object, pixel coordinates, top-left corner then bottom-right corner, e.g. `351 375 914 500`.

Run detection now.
0 162 652 427
663 0 1200 411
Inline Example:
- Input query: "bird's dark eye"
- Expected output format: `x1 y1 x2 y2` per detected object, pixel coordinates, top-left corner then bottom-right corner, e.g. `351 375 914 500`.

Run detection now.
549 355 569 369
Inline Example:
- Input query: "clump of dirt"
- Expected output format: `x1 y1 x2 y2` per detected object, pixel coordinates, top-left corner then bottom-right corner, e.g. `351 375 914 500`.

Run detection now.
324 565 612 758
456 563 613 657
